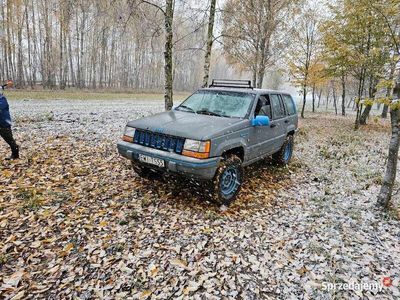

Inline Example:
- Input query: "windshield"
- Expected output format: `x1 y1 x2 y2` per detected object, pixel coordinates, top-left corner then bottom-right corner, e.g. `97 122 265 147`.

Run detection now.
176 90 255 118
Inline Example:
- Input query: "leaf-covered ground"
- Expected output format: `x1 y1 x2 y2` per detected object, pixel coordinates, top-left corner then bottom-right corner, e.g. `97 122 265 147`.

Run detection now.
1 99 400 299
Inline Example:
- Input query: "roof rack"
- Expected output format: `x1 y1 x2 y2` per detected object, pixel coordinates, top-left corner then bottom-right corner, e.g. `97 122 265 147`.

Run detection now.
209 79 253 89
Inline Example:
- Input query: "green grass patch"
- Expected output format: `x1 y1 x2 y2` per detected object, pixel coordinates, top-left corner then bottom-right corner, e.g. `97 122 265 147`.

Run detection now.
4 89 190 101
16 188 44 212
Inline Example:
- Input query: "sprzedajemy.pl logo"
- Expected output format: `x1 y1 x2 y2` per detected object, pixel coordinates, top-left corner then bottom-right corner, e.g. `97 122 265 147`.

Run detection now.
322 277 397 292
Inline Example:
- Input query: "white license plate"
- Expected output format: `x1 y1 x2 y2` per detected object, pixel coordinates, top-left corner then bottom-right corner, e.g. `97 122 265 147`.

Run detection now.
138 154 165 168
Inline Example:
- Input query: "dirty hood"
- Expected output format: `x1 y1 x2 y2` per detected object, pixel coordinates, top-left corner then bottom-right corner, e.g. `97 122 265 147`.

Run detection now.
127 110 246 140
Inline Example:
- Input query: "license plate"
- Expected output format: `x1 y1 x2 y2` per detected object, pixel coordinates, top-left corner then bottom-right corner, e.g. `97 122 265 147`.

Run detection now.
138 154 165 168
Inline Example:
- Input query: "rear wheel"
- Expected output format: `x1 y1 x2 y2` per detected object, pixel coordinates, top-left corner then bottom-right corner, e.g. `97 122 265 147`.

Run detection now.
211 155 243 206
273 135 294 165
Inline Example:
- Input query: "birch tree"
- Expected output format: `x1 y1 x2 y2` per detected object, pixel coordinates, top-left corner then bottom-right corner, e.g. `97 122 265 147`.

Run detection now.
202 0 217 87
371 0 400 209
0 0 209 94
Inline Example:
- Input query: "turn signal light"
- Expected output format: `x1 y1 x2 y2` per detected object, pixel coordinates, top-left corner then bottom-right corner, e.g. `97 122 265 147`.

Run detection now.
182 150 210 159
122 135 133 142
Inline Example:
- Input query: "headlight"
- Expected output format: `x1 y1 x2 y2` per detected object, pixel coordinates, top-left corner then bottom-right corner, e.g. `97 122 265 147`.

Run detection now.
182 139 211 159
122 126 136 142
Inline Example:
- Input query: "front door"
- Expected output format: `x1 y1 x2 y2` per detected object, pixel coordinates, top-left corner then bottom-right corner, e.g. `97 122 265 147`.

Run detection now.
248 94 276 160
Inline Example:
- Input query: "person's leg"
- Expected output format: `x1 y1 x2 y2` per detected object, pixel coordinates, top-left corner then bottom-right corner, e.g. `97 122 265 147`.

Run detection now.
0 127 19 159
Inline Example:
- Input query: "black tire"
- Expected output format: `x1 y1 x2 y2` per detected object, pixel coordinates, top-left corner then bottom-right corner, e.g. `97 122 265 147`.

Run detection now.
273 135 294 165
211 155 243 206
132 162 160 180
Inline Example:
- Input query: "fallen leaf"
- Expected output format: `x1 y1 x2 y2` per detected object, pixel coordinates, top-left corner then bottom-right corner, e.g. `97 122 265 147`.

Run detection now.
170 258 189 270
30 241 41 248
64 243 74 252
3 270 24 287
11 291 25 300
140 290 152 299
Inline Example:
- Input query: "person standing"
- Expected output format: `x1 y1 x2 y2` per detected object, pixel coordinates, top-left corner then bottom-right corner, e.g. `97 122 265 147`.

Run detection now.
0 81 19 160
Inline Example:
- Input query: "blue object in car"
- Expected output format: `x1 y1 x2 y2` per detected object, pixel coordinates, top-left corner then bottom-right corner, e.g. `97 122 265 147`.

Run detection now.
251 115 270 127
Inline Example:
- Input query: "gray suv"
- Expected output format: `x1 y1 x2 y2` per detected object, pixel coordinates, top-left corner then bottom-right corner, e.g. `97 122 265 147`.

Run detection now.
117 80 298 205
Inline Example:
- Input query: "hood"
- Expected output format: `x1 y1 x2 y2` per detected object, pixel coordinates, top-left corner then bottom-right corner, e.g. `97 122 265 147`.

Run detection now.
127 110 247 140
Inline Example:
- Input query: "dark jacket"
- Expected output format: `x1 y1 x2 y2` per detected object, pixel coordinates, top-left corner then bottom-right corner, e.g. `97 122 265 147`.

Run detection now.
0 94 12 128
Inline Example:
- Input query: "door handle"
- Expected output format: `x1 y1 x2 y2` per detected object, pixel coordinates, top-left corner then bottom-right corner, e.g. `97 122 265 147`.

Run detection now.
270 124 276 128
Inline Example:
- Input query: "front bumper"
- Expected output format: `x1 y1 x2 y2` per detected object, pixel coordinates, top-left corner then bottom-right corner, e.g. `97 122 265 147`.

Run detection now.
117 141 220 180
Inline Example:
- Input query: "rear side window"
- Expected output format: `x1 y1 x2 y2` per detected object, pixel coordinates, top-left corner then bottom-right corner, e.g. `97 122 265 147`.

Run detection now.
270 94 285 119
282 94 296 115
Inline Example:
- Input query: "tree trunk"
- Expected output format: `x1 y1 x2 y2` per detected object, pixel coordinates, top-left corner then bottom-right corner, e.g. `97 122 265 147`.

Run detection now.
99 26 107 88
355 72 366 129
68 33 75 87
16 2 24 88
257 38 267 89
108 29 116 87
43 0 54 88
164 0 174 111
257 67 264 88
359 104 372 125
317 89 322 108
6 2 15 80
24 0 33 88
252 68 257 88
333 86 338 115
301 85 306 118
377 107 400 208
312 84 315 113
202 0 216 88
347 97 353 108
359 78 378 125
79 6 86 88
382 61 396 118
59 11 64 89
394 82 400 99
341 74 346 116
1 4 8 80
257 38 266 88
325 88 330 111
382 105 389 119
31 0 37 86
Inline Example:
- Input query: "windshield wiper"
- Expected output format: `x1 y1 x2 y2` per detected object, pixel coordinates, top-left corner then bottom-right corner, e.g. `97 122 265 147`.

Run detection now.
176 105 195 113
196 109 224 117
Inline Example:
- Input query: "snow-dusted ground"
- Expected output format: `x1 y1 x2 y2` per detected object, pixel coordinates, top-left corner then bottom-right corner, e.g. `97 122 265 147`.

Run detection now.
10 99 164 141
1 99 399 299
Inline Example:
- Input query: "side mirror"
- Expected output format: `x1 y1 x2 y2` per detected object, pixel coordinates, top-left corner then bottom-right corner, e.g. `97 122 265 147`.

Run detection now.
251 115 270 126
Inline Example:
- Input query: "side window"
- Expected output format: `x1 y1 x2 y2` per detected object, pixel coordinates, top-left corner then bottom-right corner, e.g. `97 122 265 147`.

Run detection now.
282 94 296 115
255 95 272 118
270 94 285 119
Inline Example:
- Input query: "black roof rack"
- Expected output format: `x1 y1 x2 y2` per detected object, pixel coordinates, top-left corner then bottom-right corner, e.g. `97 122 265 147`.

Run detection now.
209 79 253 89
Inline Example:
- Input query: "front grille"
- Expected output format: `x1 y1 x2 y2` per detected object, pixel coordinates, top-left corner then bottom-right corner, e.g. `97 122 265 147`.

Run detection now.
133 129 185 154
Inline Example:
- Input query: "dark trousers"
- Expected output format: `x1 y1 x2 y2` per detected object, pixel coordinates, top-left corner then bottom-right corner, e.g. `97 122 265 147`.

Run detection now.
0 127 18 154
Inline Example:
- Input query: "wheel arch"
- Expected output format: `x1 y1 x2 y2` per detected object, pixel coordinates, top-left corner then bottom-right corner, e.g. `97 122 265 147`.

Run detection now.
287 129 295 136
222 146 245 162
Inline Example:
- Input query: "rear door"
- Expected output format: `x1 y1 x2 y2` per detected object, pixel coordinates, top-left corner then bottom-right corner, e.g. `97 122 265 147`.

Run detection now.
247 95 276 160
269 94 287 151
282 94 298 131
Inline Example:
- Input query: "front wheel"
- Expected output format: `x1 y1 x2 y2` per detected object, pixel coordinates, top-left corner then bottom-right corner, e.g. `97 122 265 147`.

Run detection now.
273 135 294 165
211 155 243 206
